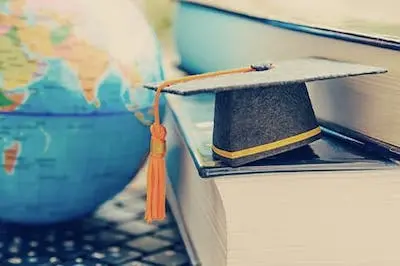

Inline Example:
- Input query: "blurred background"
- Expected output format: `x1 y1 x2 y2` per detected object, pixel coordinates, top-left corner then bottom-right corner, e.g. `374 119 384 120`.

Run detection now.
135 0 175 68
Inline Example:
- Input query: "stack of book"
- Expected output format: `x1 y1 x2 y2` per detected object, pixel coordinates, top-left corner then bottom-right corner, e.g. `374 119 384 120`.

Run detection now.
160 1 400 265
173 0 400 153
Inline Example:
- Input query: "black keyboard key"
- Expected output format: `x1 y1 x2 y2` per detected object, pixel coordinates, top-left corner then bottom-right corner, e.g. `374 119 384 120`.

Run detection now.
119 200 146 215
117 221 157 236
154 228 181 243
121 261 154 266
116 189 147 202
43 240 91 260
114 191 147 215
76 218 111 233
173 244 187 253
82 231 127 248
0 187 191 266
62 257 109 266
150 215 174 228
4 254 62 265
90 246 142 264
95 206 138 224
126 236 172 253
143 250 189 266
3 239 43 258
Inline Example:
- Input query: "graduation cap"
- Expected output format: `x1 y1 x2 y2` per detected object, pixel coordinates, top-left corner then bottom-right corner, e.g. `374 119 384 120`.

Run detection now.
143 57 387 223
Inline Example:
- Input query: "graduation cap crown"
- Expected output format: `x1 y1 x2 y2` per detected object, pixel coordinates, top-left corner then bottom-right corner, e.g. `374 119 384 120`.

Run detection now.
143 57 387 223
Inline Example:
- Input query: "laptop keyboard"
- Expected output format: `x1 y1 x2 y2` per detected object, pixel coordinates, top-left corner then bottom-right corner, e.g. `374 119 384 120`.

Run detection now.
0 187 191 266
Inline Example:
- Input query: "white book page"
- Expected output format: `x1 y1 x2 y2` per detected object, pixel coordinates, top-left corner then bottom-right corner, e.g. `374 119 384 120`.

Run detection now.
187 0 400 41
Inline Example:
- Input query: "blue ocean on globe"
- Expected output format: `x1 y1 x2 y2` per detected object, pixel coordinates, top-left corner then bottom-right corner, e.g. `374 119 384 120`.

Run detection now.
0 0 165 224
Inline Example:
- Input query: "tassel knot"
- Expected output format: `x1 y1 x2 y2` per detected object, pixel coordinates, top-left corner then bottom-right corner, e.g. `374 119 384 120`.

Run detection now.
150 124 167 157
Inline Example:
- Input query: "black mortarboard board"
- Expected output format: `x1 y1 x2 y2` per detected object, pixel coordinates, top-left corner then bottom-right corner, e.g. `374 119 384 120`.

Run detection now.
145 57 386 167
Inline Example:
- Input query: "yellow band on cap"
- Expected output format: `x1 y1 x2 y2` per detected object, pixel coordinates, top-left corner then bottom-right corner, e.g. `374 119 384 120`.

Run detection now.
212 127 322 159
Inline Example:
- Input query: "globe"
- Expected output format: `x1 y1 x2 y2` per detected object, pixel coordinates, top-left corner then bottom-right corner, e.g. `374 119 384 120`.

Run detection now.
0 0 164 224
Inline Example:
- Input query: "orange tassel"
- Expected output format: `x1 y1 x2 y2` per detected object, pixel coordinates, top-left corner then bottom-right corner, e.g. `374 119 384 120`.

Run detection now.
145 82 167 223
145 123 167 222
145 66 259 223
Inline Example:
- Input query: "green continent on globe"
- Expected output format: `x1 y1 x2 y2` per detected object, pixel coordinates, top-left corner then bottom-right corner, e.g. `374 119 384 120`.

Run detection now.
50 24 72 45
0 91 14 106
